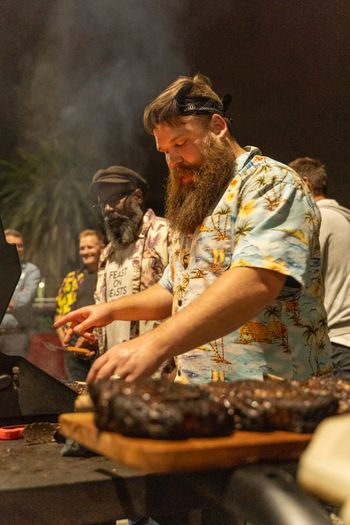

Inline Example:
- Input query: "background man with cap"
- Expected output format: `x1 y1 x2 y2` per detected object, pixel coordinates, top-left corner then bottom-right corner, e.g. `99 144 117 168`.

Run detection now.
90 165 170 354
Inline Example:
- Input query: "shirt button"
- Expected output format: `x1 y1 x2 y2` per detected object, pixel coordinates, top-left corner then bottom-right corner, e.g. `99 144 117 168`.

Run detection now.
178 299 182 307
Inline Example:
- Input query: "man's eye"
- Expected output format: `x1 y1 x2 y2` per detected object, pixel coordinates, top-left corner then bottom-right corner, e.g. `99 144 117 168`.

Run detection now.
175 141 186 147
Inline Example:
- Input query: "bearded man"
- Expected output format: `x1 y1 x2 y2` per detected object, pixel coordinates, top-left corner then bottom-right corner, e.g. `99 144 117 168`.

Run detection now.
89 166 170 353
56 74 332 383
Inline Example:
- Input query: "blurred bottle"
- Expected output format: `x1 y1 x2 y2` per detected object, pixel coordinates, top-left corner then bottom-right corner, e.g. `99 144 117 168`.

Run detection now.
37 278 45 299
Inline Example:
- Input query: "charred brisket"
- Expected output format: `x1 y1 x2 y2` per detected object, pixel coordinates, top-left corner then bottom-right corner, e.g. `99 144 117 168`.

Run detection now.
203 379 339 433
89 376 347 438
295 376 350 415
89 378 235 439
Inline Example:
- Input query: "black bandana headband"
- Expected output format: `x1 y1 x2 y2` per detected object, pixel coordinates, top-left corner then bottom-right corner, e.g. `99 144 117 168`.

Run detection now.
175 82 232 117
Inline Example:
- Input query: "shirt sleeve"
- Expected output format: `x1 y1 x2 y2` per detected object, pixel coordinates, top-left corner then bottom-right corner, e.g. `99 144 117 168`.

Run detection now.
13 264 41 308
159 263 173 292
231 166 319 288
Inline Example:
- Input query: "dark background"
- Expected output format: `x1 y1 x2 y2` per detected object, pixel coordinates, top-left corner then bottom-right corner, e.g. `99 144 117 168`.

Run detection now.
1 0 349 211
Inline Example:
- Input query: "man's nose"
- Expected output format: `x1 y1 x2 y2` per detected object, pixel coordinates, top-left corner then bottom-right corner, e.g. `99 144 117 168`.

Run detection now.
166 151 183 170
103 203 114 212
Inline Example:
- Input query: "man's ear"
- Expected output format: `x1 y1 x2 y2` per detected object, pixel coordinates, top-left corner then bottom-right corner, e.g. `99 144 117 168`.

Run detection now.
210 114 228 138
134 188 144 204
303 176 311 190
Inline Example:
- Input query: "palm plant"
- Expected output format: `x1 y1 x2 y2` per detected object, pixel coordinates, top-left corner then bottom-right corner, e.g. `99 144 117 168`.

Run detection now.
0 141 101 295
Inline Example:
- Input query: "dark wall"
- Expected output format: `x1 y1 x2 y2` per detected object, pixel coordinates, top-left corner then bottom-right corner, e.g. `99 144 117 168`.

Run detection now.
182 0 350 206
0 0 349 211
0 0 53 157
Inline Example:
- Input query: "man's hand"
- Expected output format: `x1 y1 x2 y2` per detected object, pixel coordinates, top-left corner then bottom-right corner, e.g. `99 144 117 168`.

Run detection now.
87 335 164 382
53 303 115 344
75 334 97 348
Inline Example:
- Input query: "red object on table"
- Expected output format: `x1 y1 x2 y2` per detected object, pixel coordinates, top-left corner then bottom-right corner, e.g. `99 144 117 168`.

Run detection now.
0 425 25 440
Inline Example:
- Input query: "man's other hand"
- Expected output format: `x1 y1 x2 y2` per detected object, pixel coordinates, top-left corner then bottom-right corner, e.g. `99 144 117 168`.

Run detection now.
53 303 115 343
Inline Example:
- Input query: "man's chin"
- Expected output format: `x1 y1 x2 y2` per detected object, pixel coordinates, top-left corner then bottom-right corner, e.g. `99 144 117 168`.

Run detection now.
180 174 194 185
171 166 197 186
82 257 94 265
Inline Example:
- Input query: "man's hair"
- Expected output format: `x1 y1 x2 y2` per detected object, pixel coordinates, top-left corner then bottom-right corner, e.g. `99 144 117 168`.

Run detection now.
4 229 23 239
289 157 328 196
79 229 105 244
143 73 232 135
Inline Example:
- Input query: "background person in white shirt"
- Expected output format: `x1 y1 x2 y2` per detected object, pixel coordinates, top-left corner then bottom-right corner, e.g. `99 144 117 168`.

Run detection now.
290 156 350 378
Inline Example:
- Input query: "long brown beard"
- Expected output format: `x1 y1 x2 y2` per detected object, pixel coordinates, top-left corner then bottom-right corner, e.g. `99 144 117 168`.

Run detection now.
165 135 235 234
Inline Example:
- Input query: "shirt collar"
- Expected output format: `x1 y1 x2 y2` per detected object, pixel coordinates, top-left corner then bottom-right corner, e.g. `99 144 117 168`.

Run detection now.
234 146 262 173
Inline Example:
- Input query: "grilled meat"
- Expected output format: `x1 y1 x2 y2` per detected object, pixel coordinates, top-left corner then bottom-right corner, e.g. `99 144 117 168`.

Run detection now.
89 378 235 439
88 376 349 438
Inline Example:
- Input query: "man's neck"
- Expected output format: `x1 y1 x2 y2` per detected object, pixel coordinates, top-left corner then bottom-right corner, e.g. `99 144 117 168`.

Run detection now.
85 262 98 273
314 194 327 202
231 141 246 159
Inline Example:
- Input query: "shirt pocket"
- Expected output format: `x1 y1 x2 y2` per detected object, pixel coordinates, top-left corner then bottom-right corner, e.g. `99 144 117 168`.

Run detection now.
140 252 166 289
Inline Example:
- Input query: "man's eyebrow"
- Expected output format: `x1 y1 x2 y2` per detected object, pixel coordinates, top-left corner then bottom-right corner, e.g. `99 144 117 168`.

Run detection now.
170 134 186 143
156 134 186 152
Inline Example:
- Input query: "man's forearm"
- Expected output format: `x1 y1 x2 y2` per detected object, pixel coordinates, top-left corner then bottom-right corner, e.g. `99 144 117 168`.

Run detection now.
148 266 287 359
109 282 173 321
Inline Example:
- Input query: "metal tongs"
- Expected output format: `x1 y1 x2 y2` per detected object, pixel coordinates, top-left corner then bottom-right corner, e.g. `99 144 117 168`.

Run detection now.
43 341 95 359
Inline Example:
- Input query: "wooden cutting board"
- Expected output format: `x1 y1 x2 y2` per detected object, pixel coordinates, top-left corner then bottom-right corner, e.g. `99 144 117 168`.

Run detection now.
59 412 312 473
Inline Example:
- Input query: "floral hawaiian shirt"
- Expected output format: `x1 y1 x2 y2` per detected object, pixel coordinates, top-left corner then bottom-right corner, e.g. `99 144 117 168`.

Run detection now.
95 209 171 354
160 147 333 383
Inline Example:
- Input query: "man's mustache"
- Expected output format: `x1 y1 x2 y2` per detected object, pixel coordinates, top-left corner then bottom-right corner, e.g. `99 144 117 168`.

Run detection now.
171 164 198 176
104 210 129 222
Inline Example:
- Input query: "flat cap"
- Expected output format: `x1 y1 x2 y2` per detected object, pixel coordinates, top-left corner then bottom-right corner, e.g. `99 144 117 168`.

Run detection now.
89 165 149 196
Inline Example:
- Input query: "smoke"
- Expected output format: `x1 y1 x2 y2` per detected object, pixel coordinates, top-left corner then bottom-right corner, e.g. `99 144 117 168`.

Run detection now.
19 0 189 169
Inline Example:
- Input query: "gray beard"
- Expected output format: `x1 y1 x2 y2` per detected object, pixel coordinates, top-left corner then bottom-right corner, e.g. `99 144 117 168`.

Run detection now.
104 202 144 249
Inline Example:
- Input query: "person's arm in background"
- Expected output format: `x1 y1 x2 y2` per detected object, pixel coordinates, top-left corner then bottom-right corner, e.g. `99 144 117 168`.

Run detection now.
317 208 330 283
11 264 41 310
